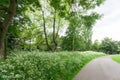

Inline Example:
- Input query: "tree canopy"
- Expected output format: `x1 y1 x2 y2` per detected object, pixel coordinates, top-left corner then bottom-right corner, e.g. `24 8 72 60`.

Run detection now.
0 0 105 59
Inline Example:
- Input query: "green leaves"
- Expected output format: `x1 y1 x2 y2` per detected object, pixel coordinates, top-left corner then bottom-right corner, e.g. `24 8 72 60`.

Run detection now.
50 0 61 9
96 0 105 6
0 51 105 80
0 0 9 8
79 0 105 10
82 13 101 28
3 0 106 51
100 37 119 54
0 0 10 20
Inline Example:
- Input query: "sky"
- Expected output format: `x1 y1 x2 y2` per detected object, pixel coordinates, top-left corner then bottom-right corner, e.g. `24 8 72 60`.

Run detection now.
92 0 120 41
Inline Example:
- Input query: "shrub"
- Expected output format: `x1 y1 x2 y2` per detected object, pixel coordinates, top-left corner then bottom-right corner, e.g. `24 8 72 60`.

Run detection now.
92 40 101 51
0 51 105 80
100 37 119 54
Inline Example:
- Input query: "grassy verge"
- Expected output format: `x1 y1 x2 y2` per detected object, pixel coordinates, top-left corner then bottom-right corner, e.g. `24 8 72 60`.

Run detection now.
112 55 120 63
0 51 106 80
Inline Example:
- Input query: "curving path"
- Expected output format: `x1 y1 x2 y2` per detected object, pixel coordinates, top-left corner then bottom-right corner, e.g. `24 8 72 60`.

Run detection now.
73 56 120 80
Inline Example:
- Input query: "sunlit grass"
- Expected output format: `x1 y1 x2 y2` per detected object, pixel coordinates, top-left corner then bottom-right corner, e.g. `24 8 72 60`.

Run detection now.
112 55 120 63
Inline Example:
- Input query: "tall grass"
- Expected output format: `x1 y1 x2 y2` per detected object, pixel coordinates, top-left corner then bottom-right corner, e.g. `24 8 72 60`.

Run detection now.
0 51 105 80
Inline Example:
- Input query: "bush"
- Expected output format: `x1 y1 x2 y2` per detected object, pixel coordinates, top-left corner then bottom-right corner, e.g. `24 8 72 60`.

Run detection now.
0 51 105 80
100 37 119 54
92 40 101 51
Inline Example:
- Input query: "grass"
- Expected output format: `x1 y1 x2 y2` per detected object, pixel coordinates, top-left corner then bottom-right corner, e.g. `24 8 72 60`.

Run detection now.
0 51 106 80
112 55 120 63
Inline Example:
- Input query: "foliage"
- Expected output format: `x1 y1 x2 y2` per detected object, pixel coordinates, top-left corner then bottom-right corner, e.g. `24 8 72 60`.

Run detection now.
5 0 105 52
61 15 81 51
112 55 120 63
0 51 105 80
92 40 101 51
62 13 100 51
100 38 119 54
0 0 106 60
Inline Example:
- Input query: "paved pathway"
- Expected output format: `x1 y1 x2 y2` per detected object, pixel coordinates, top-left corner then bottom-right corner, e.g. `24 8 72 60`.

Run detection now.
73 56 120 80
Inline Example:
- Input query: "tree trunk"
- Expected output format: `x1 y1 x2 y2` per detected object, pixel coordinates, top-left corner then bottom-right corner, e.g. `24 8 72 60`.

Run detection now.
52 10 58 51
41 9 52 51
55 17 60 39
0 0 17 59
72 34 75 51
0 25 6 59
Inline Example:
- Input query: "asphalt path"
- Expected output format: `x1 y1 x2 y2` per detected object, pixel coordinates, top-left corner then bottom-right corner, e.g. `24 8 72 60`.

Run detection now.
73 56 120 80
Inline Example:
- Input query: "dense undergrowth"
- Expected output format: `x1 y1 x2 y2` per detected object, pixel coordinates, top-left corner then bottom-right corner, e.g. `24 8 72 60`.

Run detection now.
0 51 105 80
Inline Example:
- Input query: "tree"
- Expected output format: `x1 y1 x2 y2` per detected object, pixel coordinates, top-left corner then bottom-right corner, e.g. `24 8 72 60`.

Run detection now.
100 37 119 54
61 0 105 51
62 14 82 51
0 0 39 59
62 12 101 51
0 0 105 55
81 13 101 50
0 0 17 59
92 40 101 51
38 0 70 51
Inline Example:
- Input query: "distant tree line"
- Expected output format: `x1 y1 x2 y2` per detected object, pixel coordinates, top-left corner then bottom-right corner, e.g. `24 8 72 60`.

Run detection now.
92 37 120 54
